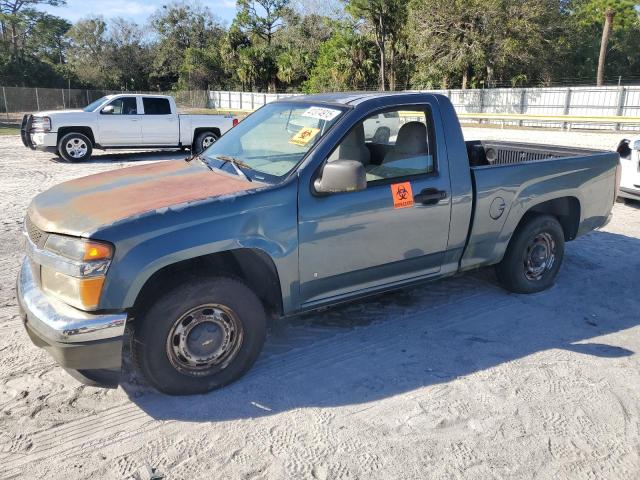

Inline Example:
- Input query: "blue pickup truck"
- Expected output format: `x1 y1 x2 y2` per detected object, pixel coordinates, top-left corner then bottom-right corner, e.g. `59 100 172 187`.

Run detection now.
17 92 620 395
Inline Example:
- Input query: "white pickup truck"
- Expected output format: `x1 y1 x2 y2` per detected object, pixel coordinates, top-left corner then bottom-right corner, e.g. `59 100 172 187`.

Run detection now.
21 94 237 162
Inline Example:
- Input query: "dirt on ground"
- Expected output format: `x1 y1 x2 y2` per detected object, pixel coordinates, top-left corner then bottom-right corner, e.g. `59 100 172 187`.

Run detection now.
0 130 638 480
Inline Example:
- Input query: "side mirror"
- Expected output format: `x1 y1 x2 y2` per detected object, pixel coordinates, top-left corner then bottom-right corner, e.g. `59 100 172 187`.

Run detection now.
101 105 115 115
314 160 367 194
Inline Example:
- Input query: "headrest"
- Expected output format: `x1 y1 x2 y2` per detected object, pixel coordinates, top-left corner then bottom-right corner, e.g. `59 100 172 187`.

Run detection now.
394 122 428 155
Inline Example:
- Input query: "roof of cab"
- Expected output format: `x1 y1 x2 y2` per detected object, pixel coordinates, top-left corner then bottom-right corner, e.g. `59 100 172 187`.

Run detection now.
282 91 431 106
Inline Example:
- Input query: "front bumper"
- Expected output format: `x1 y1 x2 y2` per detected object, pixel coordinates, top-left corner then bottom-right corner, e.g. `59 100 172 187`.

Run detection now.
16 260 127 387
20 114 57 153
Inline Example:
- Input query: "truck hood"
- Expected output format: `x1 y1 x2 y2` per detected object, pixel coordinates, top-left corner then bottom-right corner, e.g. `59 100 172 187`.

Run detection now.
28 160 261 237
35 109 85 117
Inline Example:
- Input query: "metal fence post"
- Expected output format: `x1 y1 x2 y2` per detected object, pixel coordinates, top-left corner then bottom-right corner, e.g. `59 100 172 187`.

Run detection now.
563 88 572 130
61 88 65 109
228 91 231 110
86 89 90 105
615 86 626 131
2 87 9 121
35 88 40 111
518 88 526 127
251 92 255 110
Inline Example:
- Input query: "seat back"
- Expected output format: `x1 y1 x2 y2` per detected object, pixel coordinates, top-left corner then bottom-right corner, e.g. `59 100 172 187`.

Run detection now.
328 123 371 165
381 121 433 173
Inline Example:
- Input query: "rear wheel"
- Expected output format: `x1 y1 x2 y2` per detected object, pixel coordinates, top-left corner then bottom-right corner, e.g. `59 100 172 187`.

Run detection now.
57 132 93 162
496 214 565 294
132 277 266 395
194 131 219 154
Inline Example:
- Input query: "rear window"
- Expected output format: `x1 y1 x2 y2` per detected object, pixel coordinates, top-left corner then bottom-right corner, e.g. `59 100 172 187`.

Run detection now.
143 97 171 115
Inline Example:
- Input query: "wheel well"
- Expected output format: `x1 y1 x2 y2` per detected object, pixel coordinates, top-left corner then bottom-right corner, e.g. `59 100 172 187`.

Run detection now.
521 196 581 241
131 249 283 319
193 127 221 146
57 126 95 145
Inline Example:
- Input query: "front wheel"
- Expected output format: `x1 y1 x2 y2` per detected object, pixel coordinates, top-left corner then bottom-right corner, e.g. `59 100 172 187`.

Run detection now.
132 277 266 395
57 132 93 162
193 131 219 154
496 214 565 294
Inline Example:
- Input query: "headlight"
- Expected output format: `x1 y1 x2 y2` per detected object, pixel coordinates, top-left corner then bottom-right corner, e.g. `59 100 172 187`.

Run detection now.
40 234 113 310
31 116 51 132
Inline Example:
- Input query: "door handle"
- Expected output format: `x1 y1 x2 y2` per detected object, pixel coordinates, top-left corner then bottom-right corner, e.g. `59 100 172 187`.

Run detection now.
414 188 447 205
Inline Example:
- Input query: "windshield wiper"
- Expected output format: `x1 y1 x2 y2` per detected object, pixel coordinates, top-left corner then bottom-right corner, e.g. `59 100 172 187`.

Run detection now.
215 155 253 182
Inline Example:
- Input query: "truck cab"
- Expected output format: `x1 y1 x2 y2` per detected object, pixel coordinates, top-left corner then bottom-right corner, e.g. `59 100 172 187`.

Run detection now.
17 92 619 395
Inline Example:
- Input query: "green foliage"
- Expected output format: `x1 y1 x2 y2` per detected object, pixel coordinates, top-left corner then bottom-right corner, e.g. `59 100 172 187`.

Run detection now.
0 0 639 92
149 1 225 90
303 26 378 92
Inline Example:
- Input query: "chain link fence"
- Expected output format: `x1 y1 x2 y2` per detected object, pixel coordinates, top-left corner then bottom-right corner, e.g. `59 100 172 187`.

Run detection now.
0 87 211 125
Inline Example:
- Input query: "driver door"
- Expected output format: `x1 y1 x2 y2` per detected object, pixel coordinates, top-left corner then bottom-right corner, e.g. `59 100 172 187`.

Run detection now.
297 105 452 307
97 96 142 146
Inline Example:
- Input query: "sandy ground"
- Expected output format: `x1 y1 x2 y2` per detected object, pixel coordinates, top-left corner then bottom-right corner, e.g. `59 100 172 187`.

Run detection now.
0 129 639 480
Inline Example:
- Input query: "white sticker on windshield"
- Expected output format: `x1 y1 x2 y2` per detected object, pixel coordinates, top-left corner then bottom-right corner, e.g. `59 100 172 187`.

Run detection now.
302 106 341 122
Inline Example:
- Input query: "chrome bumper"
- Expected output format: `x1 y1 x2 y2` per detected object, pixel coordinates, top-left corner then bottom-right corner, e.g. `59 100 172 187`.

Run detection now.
17 259 126 386
17 259 126 343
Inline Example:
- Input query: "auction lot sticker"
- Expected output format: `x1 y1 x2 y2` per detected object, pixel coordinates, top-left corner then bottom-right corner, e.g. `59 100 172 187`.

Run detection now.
302 106 341 121
391 182 414 208
289 127 321 146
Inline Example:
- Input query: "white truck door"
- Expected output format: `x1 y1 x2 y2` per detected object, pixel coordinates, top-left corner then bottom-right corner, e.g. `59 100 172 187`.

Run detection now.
139 97 179 145
97 96 142 146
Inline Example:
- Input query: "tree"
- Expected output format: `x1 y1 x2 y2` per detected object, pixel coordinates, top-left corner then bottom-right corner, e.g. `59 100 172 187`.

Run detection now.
236 0 290 46
571 0 637 86
0 0 65 57
66 16 114 88
346 0 407 91
273 12 333 89
408 0 566 89
150 1 224 90
106 18 151 90
304 26 377 92
236 0 291 91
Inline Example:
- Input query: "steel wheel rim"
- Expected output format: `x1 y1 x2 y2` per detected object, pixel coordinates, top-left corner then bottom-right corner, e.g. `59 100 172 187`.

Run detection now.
524 232 556 281
65 138 88 158
166 304 243 376
202 135 216 149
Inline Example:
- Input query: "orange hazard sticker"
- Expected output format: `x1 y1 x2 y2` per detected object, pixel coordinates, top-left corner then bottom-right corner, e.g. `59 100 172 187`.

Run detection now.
391 182 414 209
289 127 320 146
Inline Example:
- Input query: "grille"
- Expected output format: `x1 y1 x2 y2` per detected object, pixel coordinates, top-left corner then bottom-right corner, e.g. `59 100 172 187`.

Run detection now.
25 216 48 248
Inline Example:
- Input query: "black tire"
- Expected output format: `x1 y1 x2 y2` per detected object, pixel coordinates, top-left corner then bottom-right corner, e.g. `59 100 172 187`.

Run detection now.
495 214 565 294
132 276 267 395
193 131 219 154
57 132 93 162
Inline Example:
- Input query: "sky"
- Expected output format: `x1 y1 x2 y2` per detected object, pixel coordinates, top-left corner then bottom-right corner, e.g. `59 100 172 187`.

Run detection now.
40 0 238 26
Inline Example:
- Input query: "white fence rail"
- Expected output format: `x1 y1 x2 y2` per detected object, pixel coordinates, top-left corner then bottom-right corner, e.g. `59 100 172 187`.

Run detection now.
209 86 640 131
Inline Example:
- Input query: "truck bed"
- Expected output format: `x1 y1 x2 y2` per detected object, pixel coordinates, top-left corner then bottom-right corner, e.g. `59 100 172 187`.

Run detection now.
465 140 606 167
460 140 618 271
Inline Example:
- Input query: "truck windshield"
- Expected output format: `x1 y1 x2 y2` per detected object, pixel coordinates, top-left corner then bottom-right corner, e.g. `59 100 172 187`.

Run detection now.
83 96 108 112
201 102 347 181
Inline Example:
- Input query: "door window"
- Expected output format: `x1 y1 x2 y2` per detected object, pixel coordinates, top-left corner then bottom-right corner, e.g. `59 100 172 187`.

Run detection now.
106 97 137 115
143 97 171 115
330 107 435 183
